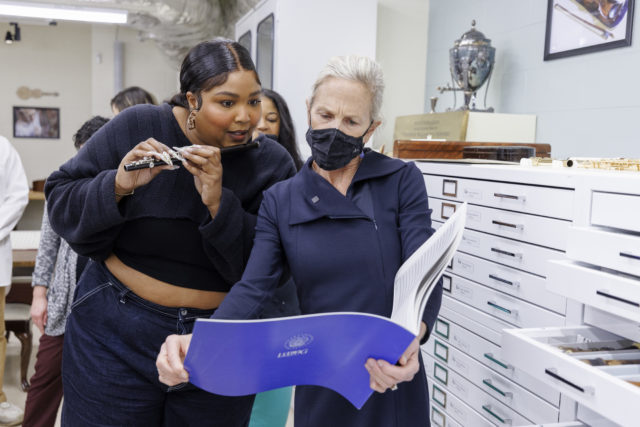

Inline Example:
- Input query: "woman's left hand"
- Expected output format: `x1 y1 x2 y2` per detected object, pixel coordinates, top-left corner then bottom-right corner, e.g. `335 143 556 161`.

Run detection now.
365 322 427 393
179 145 223 216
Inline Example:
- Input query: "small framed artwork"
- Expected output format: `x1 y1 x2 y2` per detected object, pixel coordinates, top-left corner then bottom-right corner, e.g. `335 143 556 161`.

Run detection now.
13 106 60 139
544 0 634 60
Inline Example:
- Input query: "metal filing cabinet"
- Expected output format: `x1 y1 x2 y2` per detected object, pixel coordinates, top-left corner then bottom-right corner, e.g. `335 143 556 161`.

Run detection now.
418 161 640 426
418 161 575 426
502 172 640 427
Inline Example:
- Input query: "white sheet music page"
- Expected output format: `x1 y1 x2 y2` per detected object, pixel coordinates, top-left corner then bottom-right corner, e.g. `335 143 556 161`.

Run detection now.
390 203 467 335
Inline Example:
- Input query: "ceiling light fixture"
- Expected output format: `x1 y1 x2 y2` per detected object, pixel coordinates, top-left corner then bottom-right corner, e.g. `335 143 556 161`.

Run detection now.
4 21 19 44
0 1 128 24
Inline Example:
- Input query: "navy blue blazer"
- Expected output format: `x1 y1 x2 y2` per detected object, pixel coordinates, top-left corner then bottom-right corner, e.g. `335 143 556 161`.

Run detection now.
215 150 441 427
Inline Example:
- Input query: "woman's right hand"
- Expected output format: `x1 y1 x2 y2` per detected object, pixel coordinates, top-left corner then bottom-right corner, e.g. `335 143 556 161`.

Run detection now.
30 285 48 334
156 334 193 386
114 138 175 197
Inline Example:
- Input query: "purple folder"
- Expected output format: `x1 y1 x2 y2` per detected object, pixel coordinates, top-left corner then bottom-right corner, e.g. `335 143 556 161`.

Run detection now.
184 313 415 409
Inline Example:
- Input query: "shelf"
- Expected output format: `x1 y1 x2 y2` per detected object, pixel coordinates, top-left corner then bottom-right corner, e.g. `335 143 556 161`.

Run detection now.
29 191 45 201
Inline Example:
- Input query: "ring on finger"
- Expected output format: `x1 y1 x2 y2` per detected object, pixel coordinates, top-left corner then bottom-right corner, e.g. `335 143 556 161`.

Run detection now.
391 384 398 391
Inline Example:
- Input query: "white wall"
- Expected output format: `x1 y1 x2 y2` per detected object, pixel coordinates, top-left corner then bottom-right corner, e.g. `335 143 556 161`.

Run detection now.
0 22 179 185
0 22 92 184
425 0 640 158
376 0 429 151
91 26 180 117
239 0 378 160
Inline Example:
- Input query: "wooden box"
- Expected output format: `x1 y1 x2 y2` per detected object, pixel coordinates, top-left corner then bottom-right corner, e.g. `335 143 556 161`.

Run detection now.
393 140 551 159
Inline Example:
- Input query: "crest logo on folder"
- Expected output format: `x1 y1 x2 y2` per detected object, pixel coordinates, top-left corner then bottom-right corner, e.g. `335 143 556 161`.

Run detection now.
285 333 314 349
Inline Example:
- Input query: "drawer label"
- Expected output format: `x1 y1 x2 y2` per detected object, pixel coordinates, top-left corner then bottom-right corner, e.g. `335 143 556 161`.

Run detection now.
434 340 449 362
442 180 458 197
449 400 466 421
431 407 445 427
456 258 475 273
466 209 482 223
434 362 448 385
450 354 469 376
461 235 480 248
435 319 450 339
454 282 473 301
432 384 447 408
442 275 452 292
441 202 457 220
463 188 482 200
450 376 468 397
452 333 470 353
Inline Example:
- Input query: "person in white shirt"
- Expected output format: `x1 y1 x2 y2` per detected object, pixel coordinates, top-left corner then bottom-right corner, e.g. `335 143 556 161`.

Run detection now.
0 135 29 426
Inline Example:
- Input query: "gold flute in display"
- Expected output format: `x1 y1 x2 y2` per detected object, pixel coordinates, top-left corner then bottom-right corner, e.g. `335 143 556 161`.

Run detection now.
523 157 640 171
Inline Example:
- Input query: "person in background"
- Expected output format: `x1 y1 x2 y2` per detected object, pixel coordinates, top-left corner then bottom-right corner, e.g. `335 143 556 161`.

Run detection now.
248 89 303 427
23 116 109 427
110 86 156 115
0 135 29 426
45 39 296 426
254 89 304 171
157 55 442 427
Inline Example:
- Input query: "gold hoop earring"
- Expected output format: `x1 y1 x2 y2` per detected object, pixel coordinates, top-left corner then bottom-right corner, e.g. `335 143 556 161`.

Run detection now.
187 110 197 130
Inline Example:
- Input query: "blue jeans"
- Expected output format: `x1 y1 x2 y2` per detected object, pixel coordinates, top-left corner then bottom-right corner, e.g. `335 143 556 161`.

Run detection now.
62 262 254 426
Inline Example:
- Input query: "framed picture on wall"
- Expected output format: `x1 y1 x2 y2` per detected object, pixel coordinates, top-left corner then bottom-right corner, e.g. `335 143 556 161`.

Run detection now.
13 106 60 139
544 0 634 60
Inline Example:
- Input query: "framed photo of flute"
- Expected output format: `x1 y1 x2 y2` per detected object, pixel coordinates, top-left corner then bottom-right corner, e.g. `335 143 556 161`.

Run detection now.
544 0 634 60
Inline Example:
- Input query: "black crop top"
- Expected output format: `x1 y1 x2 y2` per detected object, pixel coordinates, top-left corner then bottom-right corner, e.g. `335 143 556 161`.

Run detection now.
113 218 223 291
45 103 297 292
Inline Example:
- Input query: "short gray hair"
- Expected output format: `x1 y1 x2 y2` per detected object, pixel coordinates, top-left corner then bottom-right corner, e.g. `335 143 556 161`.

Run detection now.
310 55 385 121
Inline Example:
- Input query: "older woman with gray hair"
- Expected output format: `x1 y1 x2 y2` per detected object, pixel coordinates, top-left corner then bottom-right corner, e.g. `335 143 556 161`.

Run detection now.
157 55 441 427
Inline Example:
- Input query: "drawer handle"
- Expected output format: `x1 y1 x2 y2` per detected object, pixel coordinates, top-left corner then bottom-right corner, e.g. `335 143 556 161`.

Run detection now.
493 192 525 202
620 252 640 261
491 247 523 260
545 368 594 395
491 220 523 230
487 301 515 316
481 404 512 425
596 290 640 307
483 353 511 370
488 274 519 287
482 379 513 399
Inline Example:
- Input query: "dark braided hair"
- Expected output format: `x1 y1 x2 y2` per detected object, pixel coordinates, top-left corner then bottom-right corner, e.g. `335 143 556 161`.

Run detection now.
169 38 260 111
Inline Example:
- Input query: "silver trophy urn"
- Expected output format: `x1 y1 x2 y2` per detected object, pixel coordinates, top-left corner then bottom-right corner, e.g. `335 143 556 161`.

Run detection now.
439 20 495 112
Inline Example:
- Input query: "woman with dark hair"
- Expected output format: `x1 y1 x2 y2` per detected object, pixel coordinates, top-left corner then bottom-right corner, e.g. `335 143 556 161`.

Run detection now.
110 86 156 114
254 89 303 171
45 39 296 426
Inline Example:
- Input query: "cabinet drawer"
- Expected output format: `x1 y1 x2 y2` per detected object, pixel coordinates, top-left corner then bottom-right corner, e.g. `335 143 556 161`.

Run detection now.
567 227 640 276
424 353 533 426
423 174 574 219
502 326 640 427
451 252 566 314
591 191 640 233
442 295 513 340
429 197 571 251
433 313 560 405
584 305 640 343
548 260 640 323
426 375 493 427
434 222 565 277
425 337 560 421
449 274 565 329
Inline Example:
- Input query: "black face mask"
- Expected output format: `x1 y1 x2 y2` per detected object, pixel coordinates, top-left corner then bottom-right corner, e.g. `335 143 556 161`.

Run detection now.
306 124 371 171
